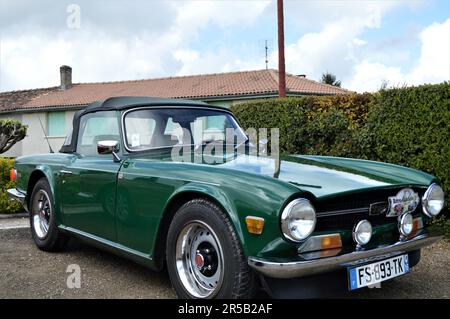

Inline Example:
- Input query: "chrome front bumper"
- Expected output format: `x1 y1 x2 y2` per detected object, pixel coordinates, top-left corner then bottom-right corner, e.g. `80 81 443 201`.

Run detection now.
7 188 27 210
248 234 442 279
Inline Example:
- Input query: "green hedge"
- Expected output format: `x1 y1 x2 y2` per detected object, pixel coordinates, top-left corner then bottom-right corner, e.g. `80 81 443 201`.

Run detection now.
430 216 450 240
231 83 450 211
0 157 23 214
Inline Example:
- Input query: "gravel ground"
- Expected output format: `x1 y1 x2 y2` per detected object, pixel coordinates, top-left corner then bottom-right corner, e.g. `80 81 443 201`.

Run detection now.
0 226 449 299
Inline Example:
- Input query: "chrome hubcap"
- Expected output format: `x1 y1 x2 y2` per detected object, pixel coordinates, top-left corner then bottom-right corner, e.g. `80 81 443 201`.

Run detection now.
32 190 51 239
175 221 224 298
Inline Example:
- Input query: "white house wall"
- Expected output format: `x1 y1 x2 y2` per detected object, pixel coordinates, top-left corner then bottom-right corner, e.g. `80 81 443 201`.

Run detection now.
0 110 77 157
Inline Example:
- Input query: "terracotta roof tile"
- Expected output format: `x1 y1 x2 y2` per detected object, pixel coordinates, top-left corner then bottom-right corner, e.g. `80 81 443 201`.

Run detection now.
0 69 351 112
0 87 59 112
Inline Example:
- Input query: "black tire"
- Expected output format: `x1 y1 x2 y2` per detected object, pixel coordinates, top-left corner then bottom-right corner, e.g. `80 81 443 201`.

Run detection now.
166 198 256 299
29 178 68 251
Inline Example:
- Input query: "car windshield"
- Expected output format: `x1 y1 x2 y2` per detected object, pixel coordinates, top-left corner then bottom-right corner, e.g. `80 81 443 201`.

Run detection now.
123 108 247 151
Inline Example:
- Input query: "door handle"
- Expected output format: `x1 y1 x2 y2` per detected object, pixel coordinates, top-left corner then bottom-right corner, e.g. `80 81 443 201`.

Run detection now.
60 170 73 175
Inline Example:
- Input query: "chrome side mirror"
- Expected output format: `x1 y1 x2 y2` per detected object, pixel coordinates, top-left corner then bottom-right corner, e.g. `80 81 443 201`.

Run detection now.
97 140 120 162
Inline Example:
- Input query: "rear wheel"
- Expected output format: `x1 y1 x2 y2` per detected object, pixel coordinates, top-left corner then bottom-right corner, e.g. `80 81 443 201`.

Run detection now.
30 178 68 251
166 198 256 299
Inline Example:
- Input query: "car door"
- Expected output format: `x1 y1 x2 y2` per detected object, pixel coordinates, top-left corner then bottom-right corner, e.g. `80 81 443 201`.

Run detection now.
115 109 182 254
61 110 121 241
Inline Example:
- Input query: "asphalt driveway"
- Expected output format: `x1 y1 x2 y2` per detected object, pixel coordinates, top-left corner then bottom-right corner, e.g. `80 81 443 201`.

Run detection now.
0 222 449 299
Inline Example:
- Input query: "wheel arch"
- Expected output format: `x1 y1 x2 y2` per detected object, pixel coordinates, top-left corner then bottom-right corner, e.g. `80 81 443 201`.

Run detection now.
26 168 52 208
25 165 63 223
152 185 246 270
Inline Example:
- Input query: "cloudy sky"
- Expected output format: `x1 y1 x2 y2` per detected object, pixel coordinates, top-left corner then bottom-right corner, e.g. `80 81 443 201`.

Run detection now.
0 0 448 93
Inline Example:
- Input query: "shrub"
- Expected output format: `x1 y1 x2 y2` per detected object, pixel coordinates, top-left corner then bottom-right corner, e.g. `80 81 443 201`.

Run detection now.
231 95 373 155
0 157 23 214
430 216 450 241
360 83 450 208
0 119 27 154
232 97 309 153
231 82 450 209
303 107 351 156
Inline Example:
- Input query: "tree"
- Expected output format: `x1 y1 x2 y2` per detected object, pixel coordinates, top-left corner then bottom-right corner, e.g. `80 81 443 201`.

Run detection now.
321 72 342 87
0 119 27 154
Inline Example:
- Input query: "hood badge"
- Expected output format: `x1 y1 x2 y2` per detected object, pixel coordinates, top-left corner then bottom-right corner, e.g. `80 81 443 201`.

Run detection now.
369 202 388 216
386 188 419 217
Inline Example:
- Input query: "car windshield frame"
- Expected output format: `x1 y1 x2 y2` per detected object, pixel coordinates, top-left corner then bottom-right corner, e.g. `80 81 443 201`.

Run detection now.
121 106 247 153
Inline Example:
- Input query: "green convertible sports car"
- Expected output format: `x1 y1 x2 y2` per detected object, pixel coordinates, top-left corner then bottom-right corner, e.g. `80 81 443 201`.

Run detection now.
8 96 445 298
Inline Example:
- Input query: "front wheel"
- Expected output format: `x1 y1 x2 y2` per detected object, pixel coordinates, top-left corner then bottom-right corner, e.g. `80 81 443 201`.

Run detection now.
29 178 68 251
166 198 256 299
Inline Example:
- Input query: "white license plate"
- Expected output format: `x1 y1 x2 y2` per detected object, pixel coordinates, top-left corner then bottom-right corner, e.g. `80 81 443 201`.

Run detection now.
348 254 409 290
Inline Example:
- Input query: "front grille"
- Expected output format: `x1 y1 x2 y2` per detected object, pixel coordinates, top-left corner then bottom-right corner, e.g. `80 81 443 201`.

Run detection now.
316 211 395 231
315 187 424 232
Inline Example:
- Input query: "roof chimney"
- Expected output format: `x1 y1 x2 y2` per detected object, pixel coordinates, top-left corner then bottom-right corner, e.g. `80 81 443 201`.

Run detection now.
60 65 72 90
297 74 306 78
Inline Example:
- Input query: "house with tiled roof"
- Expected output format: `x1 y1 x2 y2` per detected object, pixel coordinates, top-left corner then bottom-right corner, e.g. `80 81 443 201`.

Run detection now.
0 66 350 157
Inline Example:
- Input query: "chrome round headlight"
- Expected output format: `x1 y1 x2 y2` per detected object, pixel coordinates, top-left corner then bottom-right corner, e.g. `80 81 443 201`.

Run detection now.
352 220 372 246
422 184 444 217
281 199 316 242
398 213 413 236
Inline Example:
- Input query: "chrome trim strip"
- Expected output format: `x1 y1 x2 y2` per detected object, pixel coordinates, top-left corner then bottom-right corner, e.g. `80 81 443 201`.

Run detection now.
7 188 27 211
248 233 442 279
300 248 342 260
317 207 369 217
118 171 221 187
60 225 152 259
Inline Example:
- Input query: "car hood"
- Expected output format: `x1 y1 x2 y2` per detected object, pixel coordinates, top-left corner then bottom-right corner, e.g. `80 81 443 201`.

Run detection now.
218 154 434 198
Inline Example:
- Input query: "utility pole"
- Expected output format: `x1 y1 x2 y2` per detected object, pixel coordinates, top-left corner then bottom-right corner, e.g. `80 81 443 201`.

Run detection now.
277 0 286 97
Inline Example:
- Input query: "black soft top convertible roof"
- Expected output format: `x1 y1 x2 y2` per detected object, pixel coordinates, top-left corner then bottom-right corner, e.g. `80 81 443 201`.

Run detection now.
75 96 220 117
60 96 228 153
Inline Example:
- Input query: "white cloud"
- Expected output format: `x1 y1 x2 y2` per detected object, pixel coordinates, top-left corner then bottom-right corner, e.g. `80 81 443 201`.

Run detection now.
284 0 404 29
352 38 367 46
347 61 405 92
0 0 270 91
173 46 264 76
0 28 181 90
171 0 270 75
284 19 361 79
409 18 450 84
280 1 405 84
174 0 269 31
348 18 450 92
0 0 447 94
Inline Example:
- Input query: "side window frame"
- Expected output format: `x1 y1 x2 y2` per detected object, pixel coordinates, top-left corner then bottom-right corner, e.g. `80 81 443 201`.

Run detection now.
76 110 122 157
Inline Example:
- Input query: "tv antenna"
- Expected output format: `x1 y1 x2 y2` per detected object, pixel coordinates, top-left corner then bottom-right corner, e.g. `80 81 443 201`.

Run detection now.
38 116 54 153
258 39 273 69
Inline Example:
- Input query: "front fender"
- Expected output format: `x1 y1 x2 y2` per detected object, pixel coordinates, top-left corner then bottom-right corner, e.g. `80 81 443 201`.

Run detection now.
168 179 301 257
34 165 57 194
21 164 63 225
